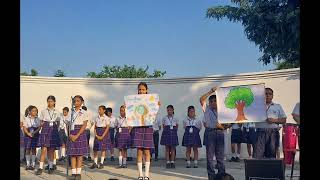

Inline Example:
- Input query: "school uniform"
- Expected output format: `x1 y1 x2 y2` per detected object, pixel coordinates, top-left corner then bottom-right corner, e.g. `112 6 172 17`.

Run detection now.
107 115 117 145
24 116 41 149
58 115 69 145
182 117 202 147
253 102 287 159
67 109 89 156
37 108 61 149
231 123 243 144
114 116 131 149
292 102 300 145
93 114 113 151
152 117 162 159
202 103 225 179
243 122 257 145
131 126 154 149
160 116 179 146
20 114 25 147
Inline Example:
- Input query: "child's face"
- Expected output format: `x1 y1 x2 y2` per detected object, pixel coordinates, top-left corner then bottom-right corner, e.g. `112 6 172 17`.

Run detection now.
265 89 273 103
63 110 68 116
120 107 126 117
30 108 37 117
74 97 82 108
107 111 112 117
209 98 217 109
188 109 195 118
47 99 55 108
138 85 148 94
167 108 174 116
98 107 105 116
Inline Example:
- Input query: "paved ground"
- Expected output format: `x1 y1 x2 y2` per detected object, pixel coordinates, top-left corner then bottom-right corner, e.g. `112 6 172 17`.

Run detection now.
20 158 300 180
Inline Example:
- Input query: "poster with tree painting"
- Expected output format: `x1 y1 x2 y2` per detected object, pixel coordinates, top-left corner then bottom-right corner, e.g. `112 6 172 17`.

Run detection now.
216 84 267 123
124 94 160 127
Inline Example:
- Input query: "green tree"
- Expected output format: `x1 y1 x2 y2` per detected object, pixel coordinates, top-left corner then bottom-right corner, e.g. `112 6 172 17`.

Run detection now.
206 0 300 66
87 65 166 78
225 87 254 121
20 69 38 76
274 60 299 70
54 69 66 77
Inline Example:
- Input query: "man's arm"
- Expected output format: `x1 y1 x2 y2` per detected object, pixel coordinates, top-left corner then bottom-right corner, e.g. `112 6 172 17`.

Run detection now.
199 87 217 107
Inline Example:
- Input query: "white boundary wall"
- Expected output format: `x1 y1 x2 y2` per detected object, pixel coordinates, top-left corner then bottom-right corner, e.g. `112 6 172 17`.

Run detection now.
21 68 300 160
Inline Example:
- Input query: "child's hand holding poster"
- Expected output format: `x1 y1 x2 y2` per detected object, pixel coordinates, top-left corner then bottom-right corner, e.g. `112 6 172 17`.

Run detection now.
216 83 267 123
124 94 160 127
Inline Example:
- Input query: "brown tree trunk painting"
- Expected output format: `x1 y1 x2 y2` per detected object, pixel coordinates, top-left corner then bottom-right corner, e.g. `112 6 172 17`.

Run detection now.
235 100 247 121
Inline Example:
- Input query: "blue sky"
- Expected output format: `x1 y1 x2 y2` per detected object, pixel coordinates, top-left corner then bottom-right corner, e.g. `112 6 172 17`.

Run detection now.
20 0 275 78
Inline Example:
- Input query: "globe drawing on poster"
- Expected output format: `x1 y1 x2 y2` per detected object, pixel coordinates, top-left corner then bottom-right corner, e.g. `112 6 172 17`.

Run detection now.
216 84 267 123
124 94 160 126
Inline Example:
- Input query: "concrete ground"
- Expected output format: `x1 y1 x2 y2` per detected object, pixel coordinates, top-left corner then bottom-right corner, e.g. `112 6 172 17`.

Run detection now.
20 158 300 180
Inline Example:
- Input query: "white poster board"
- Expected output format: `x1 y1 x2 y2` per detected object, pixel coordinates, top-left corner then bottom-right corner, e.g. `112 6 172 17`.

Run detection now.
124 94 160 127
216 84 267 123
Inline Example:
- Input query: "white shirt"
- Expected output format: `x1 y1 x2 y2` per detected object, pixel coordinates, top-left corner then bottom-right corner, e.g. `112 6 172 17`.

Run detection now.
162 115 178 126
60 114 70 130
255 102 287 129
292 102 300 115
23 116 41 128
115 116 129 128
152 116 162 131
70 109 89 125
94 114 110 128
39 108 61 123
20 113 25 123
183 117 202 130
107 115 116 128
243 122 255 128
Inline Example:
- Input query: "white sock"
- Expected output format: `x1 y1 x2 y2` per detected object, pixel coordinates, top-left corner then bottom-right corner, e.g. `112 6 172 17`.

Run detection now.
55 150 59 159
166 161 170 164
170 161 174 164
94 157 98 164
232 153 237 158
39 162 44 169
53 159 56 165
32 155 36 166
77 168 81 174
119 156 123 165
187 161 191 165
48 161 53 168
194 160 198 165
137 162 143 177
237 153 240 158
61 148 66 157
71 168 77 175
26 155 31 166
123 158 127 165
145 162 150 177
100 156 105 164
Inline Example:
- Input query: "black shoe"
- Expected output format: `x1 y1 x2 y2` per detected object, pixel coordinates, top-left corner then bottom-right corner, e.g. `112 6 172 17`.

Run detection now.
193 164 198 168
45 165 49 170
229 157 236 162
171 163 175 168
186 165 191 168
69 174 77 180
48 168 54 174
90 163 98 169
110 156 115 161
87 156 92 162
144 177 150 180
25 166 30 170
235 157 240 162
166 163 171 169
53 164 57 170
138 177 144 180
98 163 104 169
122 164 127 168
30 166 35 170
35 168 43 175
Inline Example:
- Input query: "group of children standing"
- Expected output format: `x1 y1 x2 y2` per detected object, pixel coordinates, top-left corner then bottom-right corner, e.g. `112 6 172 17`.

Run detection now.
20 82 292 180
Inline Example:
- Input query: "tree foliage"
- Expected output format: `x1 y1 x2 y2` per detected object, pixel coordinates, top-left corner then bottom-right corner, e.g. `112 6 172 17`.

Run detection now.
20 69 38 76
54 69 66 77
87 65 166 78
225 87 254 108
206 0 300 66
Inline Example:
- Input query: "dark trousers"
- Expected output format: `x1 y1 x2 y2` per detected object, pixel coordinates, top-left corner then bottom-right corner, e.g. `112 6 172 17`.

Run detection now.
205 129 225 179
253 129 278 159
86 129 90 156
153 130 159 158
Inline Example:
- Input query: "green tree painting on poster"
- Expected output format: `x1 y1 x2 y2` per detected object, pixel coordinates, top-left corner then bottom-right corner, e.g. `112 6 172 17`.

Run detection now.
224 87 254 121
